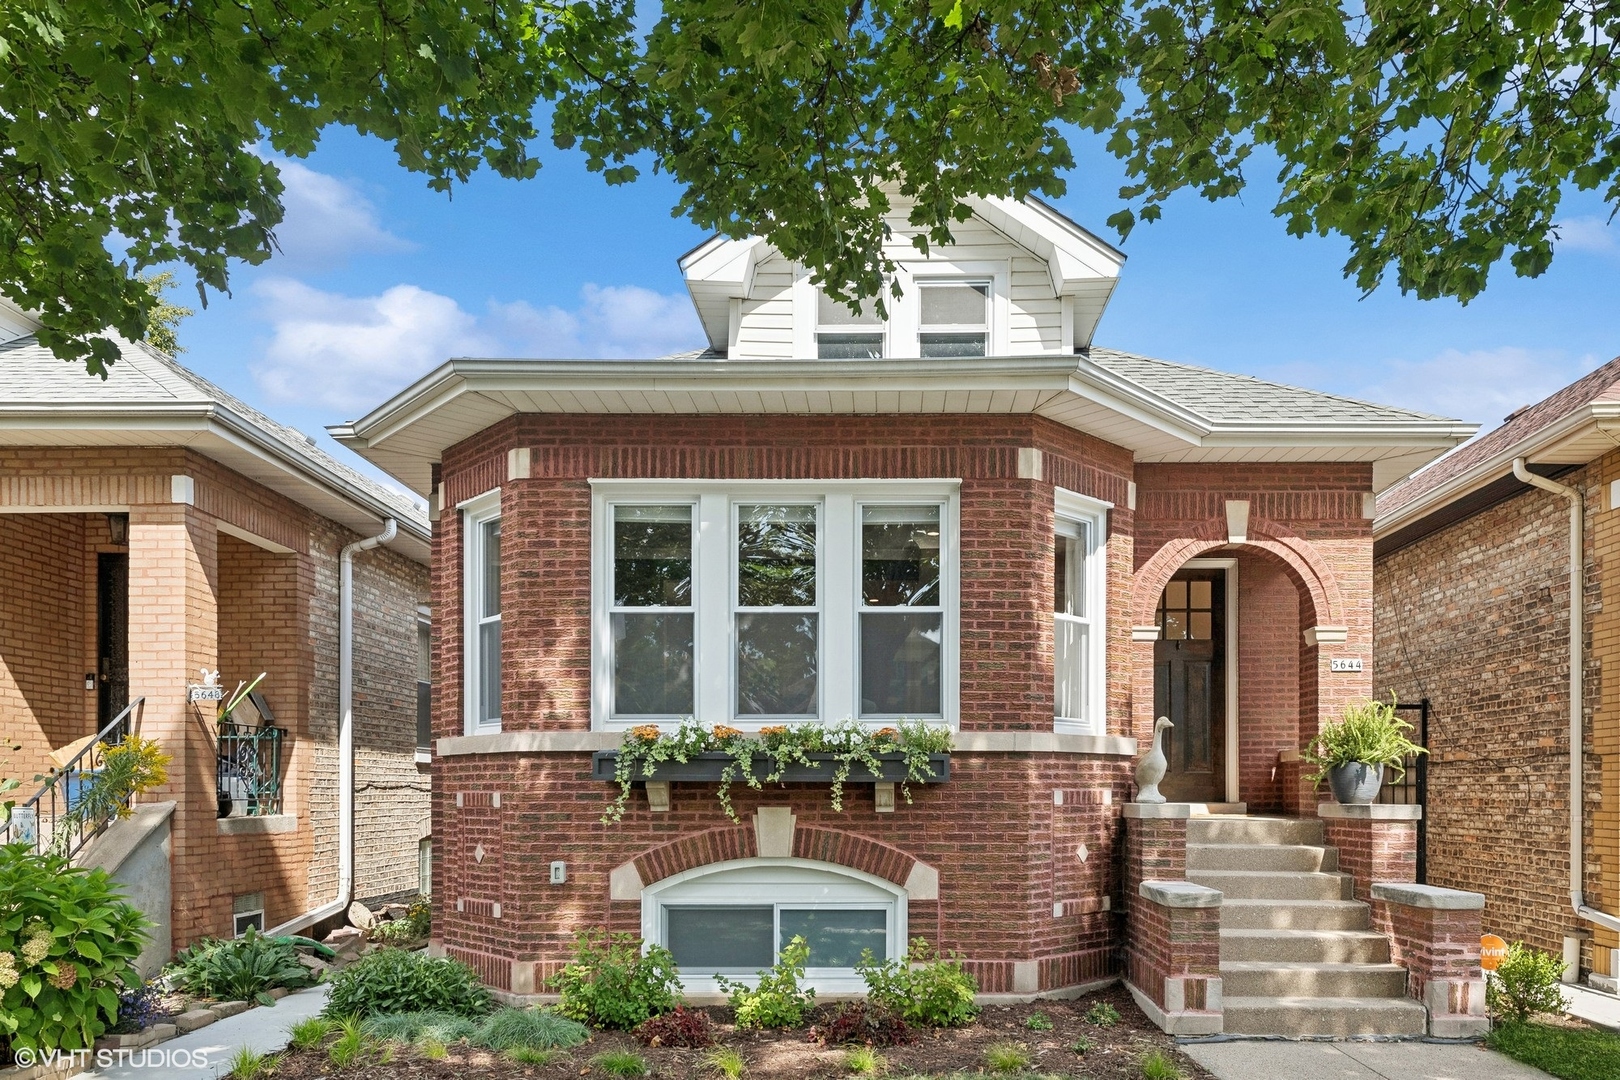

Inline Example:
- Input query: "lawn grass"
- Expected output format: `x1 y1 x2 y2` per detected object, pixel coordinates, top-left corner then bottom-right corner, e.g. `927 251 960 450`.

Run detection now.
1487 1019 1620 1080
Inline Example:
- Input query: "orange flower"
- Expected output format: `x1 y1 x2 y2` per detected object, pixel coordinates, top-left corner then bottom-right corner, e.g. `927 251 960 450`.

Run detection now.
874 727 900 741
760 726 788 737
629 725 663 743
711 724 744 741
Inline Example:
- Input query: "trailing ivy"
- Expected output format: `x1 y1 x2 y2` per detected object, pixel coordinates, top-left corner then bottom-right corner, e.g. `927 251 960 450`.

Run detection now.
602 721 951 824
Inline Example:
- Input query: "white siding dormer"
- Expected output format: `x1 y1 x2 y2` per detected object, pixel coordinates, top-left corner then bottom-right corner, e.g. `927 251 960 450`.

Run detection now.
690 193 1124 360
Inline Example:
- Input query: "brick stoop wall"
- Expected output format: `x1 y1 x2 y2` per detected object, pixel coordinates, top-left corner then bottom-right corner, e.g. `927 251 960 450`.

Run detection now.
1370 883 1489 1037
1318 802 1420 901
1121 805 1222 1034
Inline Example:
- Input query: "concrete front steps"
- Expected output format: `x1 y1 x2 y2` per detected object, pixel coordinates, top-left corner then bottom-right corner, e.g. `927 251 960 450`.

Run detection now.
1186 815 1428 1037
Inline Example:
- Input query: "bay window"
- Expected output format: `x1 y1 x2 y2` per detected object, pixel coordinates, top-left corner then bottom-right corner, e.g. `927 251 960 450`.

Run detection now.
462 490 503 734
1053 488 1109 735
594 481 958 728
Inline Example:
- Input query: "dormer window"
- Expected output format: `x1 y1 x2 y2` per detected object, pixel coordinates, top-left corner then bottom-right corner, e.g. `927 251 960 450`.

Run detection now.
918 282 988 358
816 291 884 359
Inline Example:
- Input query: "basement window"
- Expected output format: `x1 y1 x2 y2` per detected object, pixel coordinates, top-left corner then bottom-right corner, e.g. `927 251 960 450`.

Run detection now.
233 892 265 937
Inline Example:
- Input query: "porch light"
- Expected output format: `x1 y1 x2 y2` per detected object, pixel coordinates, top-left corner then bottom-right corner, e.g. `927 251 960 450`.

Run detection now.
106 512 128 545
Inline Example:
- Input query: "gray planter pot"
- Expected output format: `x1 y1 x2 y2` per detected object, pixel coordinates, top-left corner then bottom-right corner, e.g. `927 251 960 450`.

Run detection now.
1328 762 1385 804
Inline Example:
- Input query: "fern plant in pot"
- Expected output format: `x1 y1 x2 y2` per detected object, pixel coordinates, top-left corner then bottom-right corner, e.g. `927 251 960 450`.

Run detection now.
1302 696 1426 804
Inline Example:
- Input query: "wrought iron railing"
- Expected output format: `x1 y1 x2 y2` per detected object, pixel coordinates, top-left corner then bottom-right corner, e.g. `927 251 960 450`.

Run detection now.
216 721 285 817
1379 698 1430 882
1 697 144 860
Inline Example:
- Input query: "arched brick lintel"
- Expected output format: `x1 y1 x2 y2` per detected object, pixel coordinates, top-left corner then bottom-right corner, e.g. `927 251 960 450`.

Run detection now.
631 826 757 887
1129 516 1345 629
626 823 933 896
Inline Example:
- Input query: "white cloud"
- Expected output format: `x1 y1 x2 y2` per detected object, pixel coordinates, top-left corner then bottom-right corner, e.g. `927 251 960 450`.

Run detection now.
266 158 413 269
250 279 704 412
1552 215 1618 256
1353 346 1605 425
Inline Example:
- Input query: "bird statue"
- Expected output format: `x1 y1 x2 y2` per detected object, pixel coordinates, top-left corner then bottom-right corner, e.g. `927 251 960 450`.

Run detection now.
1135 716 1174 803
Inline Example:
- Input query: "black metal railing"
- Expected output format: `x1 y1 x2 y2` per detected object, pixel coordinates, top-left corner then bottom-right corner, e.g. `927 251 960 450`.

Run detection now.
1378 698 1430 882
216 721 285 817
1 697 144 860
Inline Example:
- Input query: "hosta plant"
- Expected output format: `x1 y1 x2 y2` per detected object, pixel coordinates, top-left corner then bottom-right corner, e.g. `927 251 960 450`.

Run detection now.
167 928 315 1004
0 844 149 1058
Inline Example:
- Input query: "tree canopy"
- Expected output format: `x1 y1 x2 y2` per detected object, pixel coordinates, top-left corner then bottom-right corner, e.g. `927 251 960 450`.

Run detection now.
3 0 1616 374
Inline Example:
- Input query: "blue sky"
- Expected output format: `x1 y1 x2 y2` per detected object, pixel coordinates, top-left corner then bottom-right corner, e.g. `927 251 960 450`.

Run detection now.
172 125 1620 492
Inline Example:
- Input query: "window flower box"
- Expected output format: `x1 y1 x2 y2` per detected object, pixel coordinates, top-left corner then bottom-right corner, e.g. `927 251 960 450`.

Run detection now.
590 750 950 785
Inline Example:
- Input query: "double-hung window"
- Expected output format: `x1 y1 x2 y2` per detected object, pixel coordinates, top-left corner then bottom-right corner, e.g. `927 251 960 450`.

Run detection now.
917 281 989 358
462 491 502 734
1053 488 1109 735
594 482 957 728
815 290 885 359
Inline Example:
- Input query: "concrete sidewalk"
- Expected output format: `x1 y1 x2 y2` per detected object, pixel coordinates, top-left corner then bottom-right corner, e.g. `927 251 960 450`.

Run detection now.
1183 1039 1555 1080
72 985 329 1080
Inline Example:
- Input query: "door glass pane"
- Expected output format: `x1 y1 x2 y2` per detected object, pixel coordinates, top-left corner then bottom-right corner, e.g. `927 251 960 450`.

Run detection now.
614 506 693 607
1190 611 1213 640
477 621 500 723
1055 616 1087 720
862 506 941 606
817 334 884 360
737 505 817 607
919 282 988 326
1190 579 1213 608
780 909 888 967
860 613 941 716
613 613 695 715
918 332 986 358
666 906 775 970
481 519 501 616
736 613 819 716
1165 580 1187 608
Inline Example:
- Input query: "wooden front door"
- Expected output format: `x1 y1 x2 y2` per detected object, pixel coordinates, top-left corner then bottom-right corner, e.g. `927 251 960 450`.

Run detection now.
97 552 128 731
1153 570 1225 803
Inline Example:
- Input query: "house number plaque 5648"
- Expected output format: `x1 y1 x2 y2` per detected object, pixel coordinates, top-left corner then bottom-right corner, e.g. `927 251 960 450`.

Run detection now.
1330 657 1364 673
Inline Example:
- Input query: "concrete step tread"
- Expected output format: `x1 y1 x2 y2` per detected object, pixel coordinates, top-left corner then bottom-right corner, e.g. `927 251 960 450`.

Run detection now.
1190 869 1340 878
1188 842 1329 851
1222 995 1427 1013
1221 928 1387 941
1220 961 1407 974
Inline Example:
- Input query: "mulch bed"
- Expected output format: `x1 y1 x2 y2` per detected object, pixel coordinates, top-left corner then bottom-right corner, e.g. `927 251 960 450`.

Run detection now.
264 984 1216 1079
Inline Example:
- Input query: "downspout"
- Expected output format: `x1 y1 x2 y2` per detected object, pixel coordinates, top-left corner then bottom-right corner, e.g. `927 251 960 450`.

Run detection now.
1511 459 1620 936
269 517 398 936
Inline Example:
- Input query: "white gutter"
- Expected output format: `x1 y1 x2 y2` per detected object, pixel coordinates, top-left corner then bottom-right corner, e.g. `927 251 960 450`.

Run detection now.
1511 459 1620 936
269 517 398 936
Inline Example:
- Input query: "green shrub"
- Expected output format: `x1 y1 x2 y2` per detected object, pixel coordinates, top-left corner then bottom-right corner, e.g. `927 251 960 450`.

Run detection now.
1487 942 1569 1023
857 938 979 1028
719 936 815 1029
1084 1001 1121 1027
360 1009 480 1044
0 844 149 1057
321 948 491 1020
1025 1010 1053 1031
473 1007 589 1051
1140 1048 1185 1080
168 928 315 1003
368 898 431 946
549 930 680 1030
1070 1035 1095 1054
983 1041 1031 1073
593 1049 649 1076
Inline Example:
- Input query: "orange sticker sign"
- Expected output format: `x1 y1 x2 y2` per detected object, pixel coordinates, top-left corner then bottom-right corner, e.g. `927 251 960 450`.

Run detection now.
1481 934 1508 971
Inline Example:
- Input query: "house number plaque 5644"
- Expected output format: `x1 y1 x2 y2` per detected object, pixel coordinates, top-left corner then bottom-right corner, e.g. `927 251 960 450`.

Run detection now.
1330 657 1364 673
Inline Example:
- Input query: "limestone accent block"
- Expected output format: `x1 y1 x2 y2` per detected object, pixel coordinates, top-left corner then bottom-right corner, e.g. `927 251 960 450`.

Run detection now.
904 861 939 901
1318 802 1422 821
755 807 796 858
1140 880 1223 909
1371 882 1485 910
609 861 644 901
1011 960 1039 994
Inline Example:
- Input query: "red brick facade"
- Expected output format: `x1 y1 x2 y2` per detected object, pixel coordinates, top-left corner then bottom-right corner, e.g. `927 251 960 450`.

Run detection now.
425 412 1380 994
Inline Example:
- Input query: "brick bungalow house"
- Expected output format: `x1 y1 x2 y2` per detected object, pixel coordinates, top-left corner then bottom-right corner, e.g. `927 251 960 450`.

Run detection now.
0 302 432 965
1375 357 1620 992
335 195 1485 1035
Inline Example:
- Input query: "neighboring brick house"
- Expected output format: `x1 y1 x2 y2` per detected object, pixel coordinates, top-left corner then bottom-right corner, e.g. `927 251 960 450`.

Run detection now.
1375 358 1620 990
0 305 432 957
334 195 1475 1031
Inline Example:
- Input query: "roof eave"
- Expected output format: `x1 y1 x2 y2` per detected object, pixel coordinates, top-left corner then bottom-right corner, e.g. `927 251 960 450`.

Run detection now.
1372 405 1620 538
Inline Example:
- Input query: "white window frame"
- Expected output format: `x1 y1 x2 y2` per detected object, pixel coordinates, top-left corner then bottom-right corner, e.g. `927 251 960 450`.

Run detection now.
461 489 503 735
591 479 960 730
792 261 1010 358
1053 487 1110 736
641 858 907 995
812 288 887 359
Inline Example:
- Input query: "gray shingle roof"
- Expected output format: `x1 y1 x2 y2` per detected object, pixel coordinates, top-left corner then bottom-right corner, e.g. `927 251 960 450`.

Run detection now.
1085 347 1455 426
0 333 427 528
